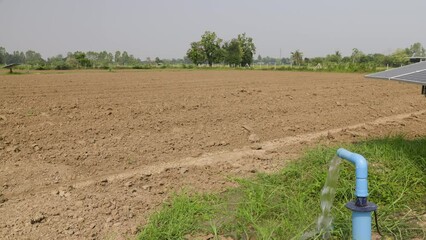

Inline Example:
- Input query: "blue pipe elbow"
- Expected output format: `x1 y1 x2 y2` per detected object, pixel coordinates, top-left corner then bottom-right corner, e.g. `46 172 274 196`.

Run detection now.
337 148 368 197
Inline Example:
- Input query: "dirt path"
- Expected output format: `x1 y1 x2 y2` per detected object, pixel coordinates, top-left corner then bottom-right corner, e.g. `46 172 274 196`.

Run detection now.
1 70 425 239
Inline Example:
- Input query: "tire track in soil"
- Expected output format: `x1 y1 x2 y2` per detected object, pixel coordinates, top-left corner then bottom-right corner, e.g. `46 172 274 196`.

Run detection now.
7 109 425 200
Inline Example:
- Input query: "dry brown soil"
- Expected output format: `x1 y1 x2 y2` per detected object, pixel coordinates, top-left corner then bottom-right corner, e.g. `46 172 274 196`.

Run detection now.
0 70 425 239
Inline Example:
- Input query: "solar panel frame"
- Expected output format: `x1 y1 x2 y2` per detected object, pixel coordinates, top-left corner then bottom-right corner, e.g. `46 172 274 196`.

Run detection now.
365 61 426 85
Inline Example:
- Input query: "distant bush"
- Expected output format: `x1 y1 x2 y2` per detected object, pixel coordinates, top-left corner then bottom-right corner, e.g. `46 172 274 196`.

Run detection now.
54 63 71 70
35 65 48 70
182 64 194 69
132 65 152 69
98 65 110 70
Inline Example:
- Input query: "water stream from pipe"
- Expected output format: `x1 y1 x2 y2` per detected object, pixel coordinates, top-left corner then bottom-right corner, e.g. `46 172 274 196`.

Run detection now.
301 155 342 239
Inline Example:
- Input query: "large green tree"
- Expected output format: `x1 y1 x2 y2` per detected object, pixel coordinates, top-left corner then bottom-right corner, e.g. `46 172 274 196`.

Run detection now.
200 31 223 66
25 50 45 66
237 33 256 66
406 42 426 57
121 51 130 65
386 49 409 67
187 42 206 65
186 32 256 67
6 51 25 64
187 31 223 67
114 51 121 65
223 39 242 67
73 51 92 68
0 47 6 64
96 51 114 67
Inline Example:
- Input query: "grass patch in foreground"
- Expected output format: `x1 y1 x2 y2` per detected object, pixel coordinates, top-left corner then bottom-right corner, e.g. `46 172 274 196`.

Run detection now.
137 136 426 239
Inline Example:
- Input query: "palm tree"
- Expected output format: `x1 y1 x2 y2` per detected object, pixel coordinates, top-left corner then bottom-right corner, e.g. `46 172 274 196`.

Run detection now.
351 48 363 63
291 50 303 66
334 51 342 64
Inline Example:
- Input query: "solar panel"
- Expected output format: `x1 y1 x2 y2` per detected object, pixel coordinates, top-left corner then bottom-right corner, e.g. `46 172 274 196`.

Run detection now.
3 63 21 73
3 63 21 69
365 61 426 84
392 70 426 84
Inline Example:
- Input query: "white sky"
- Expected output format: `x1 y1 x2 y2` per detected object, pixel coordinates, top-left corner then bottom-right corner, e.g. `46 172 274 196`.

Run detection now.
1 0 425 59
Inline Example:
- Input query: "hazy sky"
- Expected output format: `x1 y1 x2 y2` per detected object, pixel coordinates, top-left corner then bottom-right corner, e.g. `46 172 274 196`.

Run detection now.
1 0 425 60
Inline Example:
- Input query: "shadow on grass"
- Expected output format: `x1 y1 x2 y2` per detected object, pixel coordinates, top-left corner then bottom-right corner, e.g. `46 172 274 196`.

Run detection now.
363 136 426 172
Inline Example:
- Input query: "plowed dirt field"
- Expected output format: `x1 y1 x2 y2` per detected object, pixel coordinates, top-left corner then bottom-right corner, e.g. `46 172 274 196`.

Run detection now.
1 70 426 239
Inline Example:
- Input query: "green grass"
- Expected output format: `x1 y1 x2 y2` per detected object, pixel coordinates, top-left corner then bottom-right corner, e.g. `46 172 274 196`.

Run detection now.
138 194 218 239
138 136 425 239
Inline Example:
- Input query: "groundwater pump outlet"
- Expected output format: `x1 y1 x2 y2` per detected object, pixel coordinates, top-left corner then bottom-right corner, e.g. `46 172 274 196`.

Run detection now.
337 148 378 240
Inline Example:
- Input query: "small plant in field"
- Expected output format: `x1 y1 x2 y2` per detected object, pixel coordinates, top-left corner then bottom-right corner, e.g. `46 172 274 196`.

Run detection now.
127 158 136 165
26 109 37 116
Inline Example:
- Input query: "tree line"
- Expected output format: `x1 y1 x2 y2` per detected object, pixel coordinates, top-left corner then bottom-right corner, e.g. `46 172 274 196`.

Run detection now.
252 43 425 73
286 42 426 69
185 32 425 71
0 47 190 70
1 36 425 72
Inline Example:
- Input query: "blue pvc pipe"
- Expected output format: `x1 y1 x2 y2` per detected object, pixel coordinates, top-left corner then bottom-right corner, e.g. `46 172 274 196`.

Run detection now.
336 148 368 197
352 211 372 240
337 148 372 240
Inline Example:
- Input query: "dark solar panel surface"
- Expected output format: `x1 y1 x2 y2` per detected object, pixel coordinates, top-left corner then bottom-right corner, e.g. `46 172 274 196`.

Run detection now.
3 63 20 69
393 70 426 84
365 61 426 85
